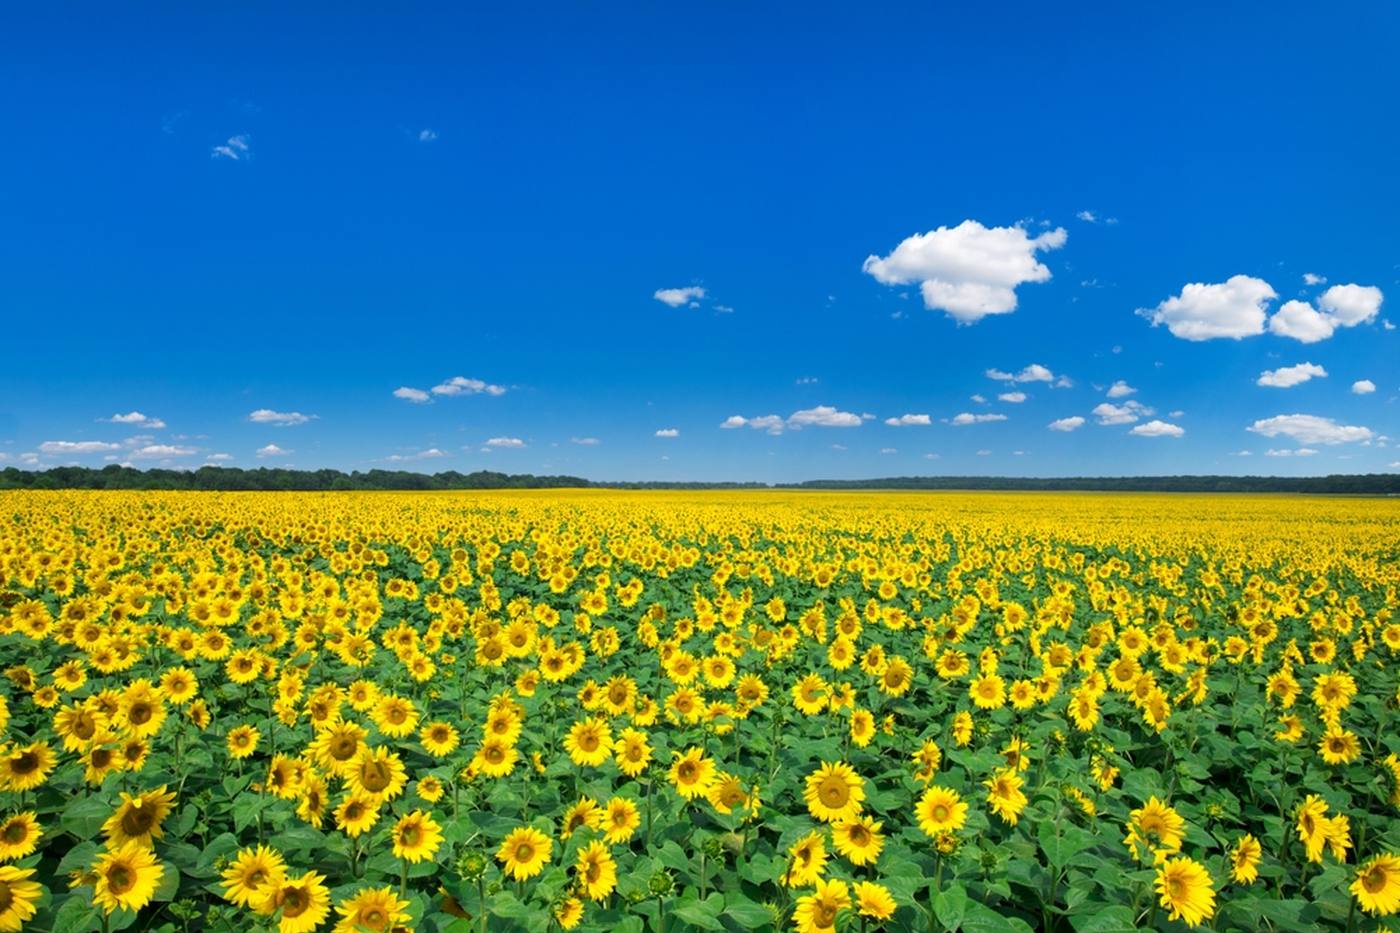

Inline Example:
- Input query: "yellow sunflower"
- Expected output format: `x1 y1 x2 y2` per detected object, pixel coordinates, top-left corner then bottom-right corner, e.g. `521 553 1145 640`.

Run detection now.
574 840 617 901
92 841 164 914
0 813 42 862
391 810 443 863
1352 853 1400 917
333 886 409 933
916 785 968 838
803 761 865 823
497 827 553 881
0 865 42 931
1154 856 1216 926
103 785 178 848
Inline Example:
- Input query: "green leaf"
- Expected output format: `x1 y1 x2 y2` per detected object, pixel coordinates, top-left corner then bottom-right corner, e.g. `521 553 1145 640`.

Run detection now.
1069 906 1138 933
50 895 100 933
724 896 776 928
153 861 180 902
932 882 968 931
960 902 1035 933
672 894 726 931
1037 820 1094 869
60 795 112 840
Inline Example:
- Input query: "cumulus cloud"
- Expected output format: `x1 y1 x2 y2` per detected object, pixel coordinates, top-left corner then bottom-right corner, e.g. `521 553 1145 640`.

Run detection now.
987 363 1067 386
128 444 197 459
884 414 932 426
1248 414 1373 445
654 429 679 438
1266 447 1318 457
1106 381 1136 399
653 286 707 308
862 220 1067 323
1303 273 1327 286
948 412 1008 426
721 414 786 435
211 134 250 160
1048 416 1085 432
1268 300 1336 343
1129 420 1185 437
248 409 315 427
788 406 862 428
997 392 1026 404
1257 362 1327 388
39 440 122 455
256 444 289 457
1139 275 1275 340
1092 401 1154 425
432 376 506 397
1352 379 1377 395
1076 210 1098 223
393 387 431 403
1268 284 1384 343
103 411 166 429
570 437 601 446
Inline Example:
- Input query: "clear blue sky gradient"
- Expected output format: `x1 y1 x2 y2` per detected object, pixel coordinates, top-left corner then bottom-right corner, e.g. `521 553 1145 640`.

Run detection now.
2 2 1396 482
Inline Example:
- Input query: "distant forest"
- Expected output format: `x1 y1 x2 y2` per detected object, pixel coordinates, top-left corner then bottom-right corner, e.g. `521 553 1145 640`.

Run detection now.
1 465 1398 494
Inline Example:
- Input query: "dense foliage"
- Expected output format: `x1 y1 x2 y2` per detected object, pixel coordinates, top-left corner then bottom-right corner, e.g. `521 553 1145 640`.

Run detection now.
0 490 1398 932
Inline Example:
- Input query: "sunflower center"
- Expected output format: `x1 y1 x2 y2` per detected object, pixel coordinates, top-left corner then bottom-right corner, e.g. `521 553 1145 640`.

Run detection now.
515 843 535 862
121 806 156 836
361 761 391 791
678 762 696 782
282 886 309 917
129 702 152 725
1363 867 1388 893
11 753 38 775
819 776 849 807
814 903 838 926
106 865 134 895
933 804 949 822
0 882 11 911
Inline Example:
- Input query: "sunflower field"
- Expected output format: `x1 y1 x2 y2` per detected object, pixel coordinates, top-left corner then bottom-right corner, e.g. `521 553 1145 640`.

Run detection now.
1 489 1399 933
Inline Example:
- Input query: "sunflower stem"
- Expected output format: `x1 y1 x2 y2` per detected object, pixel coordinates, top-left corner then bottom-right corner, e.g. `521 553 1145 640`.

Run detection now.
400 857 408 899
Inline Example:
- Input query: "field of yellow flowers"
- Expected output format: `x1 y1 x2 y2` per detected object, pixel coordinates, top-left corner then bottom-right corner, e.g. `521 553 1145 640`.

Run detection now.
1 489 1399 933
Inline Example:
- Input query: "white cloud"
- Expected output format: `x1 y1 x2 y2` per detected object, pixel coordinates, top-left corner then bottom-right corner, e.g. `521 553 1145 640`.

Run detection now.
1048 416 1085 432
1303 273 1327 286
714 304 735 314
418 129 438 142
1106 380 1136 398
1076 210 1097 223
256 444 289 457
1232 450 1253 457
248 409 315 427
948 412 1007 426
211 134 250 160
997 391 1027 404
880 447 897 454
1092 400 1154 425
862 220 1067 323
884 414 932 426
1266 447 1318 457
1319 284 1383 326
654 429 679 438
970 394 987 404
38 440 121 455
103 411 166 429
206 453 234 462
570 437 601 446
484 437 526 448
1139 275 1275 341
129 444 197 459
987 363 1063 385
721 414 786 435
1268 299 1335 343
653 286 707 308
393 386 431 403
788 406 862 428
1257 362 1327 388
976 449 992 456
1129 420 1185 437
1352 379 1377 395
432 376 506 397
1248 414 1373 445
386 448 447 461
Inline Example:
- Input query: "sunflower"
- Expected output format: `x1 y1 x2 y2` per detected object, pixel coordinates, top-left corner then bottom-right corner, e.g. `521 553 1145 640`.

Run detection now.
984 768 1028 826
849 709 876 747
1295 794 1331 863
497 827 553 881
104 784 177 848
0 742 56 792
969 674 1006 710
574 840 617 901
226 724 260 759
334 794 380 838
804 761 865 823
333 886 409 933
831 815 884 867
555 896 584 929
349 746 407 803
416 776 444 803
1319 729 1362 766
792 674 829 715
564 717 614 768
118 680 168 739
1155 856 1216 926
309 720 368 776
0 813 41 863
560 797 603 839
92 841 164 914
221 844 288 908
793 878 849 933
1124 796 1184 861
260 871 331 933
419 721 460 758
0 865 41 931
602 797 641 844
916 785 968 838
1225 834 1261 884
391 810 443 863
784 831 828 887
853 881 896 920
1352 853 1400 916
668 747 717 800
54 701 105 751
614 728 652 777
473 736 518 778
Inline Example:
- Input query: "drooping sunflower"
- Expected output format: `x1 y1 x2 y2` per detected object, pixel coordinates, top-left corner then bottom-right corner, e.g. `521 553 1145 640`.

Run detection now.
103 785 178 848
1154 856 1216 926
0 813 42 862
1124 796 1185 861
916 785 968 838
853 881 897 920
221 844 288 909
260 871 331 933
333 886 410 933
792 877 850 933
0 864 42 931
391 810 443 864
574 840 617 901
1231 834 1262 884
804 761 865 823
831 815 884 867
668 746 717 800
555 895 584 929
984 768 1028 826
92 841 164 914
783 831 828 887
1352 853 1400 917
497 827 553 881
1295 794 1331 864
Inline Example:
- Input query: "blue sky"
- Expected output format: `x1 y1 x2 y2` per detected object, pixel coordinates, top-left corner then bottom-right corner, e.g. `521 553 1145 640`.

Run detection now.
2 2 1396 482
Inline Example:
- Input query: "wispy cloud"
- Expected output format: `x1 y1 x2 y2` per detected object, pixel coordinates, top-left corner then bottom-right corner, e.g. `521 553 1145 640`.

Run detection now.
211 134 251 161
393 387 431 403
102 411 166 429
654 428 680 438
248 409 316 427
432 376 506 397
39 440 122 455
